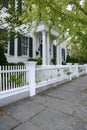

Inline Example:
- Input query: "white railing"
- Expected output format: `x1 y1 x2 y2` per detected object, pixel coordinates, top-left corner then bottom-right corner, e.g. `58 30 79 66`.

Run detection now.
35 64 87 88
35 65 70 88
67 64 86 78
0 63 87 106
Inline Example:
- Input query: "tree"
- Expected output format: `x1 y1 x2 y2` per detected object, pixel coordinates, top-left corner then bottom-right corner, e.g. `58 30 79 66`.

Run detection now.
0 0 22 63
1 0 87 46
70 43 87 64
0 0 23 45
21 0 87 45
22 0 87 60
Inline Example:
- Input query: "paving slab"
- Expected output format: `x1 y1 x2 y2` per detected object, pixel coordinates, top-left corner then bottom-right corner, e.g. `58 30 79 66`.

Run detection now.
74 105 87 122
44 88 82 101
30 107 87 130
0 114 20 130
34 94 80 115
13 121 42 130
4 99 46 123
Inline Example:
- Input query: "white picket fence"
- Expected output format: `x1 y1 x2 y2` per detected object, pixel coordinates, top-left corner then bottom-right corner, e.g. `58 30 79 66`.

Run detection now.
0 65 27 91
0 62 87 106
36 64 86 88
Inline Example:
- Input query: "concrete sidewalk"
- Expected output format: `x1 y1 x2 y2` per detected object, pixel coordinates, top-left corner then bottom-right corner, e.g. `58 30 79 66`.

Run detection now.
0 76 87 130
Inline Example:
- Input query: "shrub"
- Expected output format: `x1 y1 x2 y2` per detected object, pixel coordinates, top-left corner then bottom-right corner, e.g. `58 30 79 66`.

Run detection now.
66 55 72 63
0 44 8 65
51 58 56 65
27 57 42 65
28 58 37 61
36 57 42 65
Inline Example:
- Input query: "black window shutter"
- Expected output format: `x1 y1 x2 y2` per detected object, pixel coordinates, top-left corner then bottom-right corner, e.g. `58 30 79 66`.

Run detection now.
18 0 22 15
9 34 14 55
40 44 42 58
18 34 22 56
29 37 33 57
53 45 56 58
62 48 65 61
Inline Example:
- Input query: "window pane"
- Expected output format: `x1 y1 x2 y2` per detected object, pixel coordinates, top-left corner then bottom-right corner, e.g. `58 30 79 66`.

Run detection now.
21 36 28 55
62 48 65 61
2 0 8 8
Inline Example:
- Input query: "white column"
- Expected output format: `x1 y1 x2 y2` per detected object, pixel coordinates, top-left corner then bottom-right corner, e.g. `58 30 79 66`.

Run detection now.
47 33 50 65
75 65 79 77
69 65 72 80
25 61 36 96
85 64 87 74
60 45 62 64
33 35 36 58
64 41 67 62
42 31 46 65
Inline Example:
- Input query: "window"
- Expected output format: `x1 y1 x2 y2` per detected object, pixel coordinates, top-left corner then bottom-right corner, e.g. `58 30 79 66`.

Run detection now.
17 0 22 15
62 48 65 61
53 45 56 58
21 36 28 56
2 0 8 8
4 41 8 53
9 34 14 55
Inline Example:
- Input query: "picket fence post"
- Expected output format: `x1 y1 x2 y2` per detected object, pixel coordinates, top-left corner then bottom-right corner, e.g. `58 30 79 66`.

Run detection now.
75 64 79 77
25 62 37 96
69 65 72 80
84 64 87 74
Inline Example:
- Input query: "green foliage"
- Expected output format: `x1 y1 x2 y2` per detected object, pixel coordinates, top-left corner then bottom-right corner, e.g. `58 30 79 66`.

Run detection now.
66 71 72 75
36 57 42 65
64 69 72 75
28 57 42 65
28 58 37 61
70 43 87 64
17 62 25 65
0 44 8 65
66 55 72 63
8 62 24 66
21 0 87 46
78 67 83 72
1 0 87 49
8 73 25 86
0 0 24 46
51 58 56 65
57 73 61 77
66 55 78 64
36 80 41 84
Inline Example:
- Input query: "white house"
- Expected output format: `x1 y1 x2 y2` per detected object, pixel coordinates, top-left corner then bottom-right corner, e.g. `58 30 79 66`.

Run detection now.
0 0 68 65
